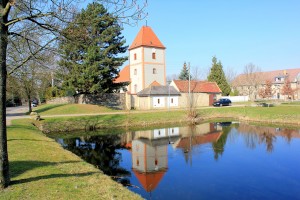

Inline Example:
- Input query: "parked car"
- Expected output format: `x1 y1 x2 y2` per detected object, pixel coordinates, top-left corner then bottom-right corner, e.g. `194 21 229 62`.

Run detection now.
31 100 38 107
213 98 232 107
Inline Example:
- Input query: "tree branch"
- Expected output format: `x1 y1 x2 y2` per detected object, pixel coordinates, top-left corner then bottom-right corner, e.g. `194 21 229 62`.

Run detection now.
8 37 57 75
5 12 54 26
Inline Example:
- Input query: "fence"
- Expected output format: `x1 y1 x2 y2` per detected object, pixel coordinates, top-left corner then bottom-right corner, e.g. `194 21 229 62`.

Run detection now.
221 96 249 102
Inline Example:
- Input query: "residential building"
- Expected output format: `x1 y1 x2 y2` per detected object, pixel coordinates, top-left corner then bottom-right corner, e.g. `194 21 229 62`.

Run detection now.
233 68 300 100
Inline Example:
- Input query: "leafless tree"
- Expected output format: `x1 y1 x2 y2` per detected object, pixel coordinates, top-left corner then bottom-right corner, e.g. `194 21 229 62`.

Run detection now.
0 0 147 188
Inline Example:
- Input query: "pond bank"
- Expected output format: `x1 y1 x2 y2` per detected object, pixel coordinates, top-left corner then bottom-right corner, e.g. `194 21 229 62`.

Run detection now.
36 106 300 134
1 119 141 199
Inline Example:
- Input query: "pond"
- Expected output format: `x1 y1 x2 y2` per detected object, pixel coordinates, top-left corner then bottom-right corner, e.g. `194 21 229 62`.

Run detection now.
52 122 300 200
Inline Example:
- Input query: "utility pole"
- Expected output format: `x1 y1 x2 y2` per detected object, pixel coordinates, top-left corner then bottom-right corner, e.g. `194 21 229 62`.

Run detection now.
188 62 191 108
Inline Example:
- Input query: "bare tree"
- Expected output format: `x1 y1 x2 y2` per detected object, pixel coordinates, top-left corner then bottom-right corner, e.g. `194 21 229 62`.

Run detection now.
258 80 274 100
0 0 147 189
234 63 263 100
281 78 294 100
225 66 237 86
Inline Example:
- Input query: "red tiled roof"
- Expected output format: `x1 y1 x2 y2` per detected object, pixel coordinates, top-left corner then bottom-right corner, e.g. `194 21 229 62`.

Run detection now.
149 81 161 87
132 169 166 192
233 68 300 86
176 132 222 149
114 65 130 83
129 26 166 50
173 80 222 93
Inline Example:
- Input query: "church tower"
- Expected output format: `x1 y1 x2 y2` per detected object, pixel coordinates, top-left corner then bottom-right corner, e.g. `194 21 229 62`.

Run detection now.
128 26 166 94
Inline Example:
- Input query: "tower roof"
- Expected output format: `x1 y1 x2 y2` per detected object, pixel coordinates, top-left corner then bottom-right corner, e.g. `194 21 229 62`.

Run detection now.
129 26 166 50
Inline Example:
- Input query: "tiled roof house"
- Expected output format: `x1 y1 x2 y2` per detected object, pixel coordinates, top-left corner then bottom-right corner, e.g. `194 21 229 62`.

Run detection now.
233 68 300 100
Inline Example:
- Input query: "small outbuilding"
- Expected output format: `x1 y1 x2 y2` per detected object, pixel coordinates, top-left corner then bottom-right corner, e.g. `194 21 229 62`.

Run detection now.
171 80 222 107
136 84 181 110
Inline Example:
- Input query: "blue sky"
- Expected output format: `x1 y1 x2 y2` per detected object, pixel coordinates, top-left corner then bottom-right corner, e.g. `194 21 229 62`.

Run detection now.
83 1 300 78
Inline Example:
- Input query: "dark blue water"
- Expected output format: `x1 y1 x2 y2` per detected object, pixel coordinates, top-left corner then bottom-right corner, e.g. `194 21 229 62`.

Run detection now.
54 122 300 200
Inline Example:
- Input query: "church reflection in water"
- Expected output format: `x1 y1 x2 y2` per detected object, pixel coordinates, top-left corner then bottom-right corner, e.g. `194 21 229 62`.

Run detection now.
120 123 223 192
55 122 300 197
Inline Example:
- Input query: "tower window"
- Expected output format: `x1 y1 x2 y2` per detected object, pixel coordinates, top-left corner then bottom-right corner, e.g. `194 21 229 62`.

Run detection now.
153 68 157 74
134 53 137 60
134 69 137 75
152 52 156 59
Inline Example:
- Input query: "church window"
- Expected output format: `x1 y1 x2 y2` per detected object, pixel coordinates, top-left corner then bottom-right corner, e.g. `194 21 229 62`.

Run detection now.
152 52 156 59
153 68 157 74
134 53 137 60
134 69 137 75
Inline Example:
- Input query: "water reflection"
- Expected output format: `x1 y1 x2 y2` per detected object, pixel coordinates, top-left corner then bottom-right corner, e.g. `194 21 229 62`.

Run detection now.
237 124 300 153
58 134 131 185
55 122 300 199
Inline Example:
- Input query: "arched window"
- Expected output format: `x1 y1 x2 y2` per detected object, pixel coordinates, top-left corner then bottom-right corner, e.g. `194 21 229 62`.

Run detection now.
153 68 157 74
152 52 156 59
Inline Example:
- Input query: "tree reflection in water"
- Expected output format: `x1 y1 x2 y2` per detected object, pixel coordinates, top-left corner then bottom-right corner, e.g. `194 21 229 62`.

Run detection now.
212 124 232 160
259 131 277 153
62 134 131 186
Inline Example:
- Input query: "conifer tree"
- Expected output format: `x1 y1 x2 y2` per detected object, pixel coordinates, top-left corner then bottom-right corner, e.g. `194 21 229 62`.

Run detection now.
59 3 128 94
207 56 231 96
179 62 191 80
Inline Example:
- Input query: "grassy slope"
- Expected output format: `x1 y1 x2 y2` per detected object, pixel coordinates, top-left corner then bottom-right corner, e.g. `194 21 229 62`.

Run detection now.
33 104 117 115
1 119 141 200
38 105 300 133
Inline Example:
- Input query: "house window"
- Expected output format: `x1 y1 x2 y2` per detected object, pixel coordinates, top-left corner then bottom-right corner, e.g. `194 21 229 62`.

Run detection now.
134 69 137 75
134 53 137 60
153 68 157 74
171 98 173 103
158 99 160 104
152 52 156 59
136 159 139 166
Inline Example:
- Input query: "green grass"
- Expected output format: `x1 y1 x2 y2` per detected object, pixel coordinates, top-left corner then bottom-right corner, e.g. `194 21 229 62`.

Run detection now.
2 119 141 200
33 104 118 115
37 105 300 133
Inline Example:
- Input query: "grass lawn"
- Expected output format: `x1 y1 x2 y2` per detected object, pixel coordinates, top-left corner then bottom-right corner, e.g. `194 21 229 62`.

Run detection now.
1 119 141 200
37 104 300 134
33 104 118 115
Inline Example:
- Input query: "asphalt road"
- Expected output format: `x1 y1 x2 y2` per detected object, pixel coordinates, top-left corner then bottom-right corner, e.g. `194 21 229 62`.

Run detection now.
6 105 30 125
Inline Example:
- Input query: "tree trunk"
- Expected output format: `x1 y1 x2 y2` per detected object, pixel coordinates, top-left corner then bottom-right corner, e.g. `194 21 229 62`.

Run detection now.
0 1 10 188
28 96 32 113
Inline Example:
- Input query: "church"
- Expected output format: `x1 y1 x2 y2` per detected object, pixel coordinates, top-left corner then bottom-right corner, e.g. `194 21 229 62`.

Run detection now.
115 25 167 93
115 26 222 110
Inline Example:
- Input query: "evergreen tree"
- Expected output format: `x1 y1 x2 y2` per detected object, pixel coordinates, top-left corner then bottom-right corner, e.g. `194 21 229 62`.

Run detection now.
179 62 191 80
59 3 128 94
207 56 231 96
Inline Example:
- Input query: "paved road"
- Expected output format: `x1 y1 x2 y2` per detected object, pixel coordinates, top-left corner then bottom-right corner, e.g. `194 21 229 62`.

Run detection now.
6 106 30 125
